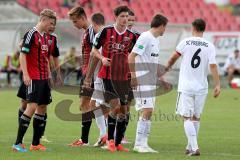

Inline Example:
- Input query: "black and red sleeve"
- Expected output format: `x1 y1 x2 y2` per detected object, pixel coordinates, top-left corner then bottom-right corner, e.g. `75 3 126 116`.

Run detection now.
93 27 107 49
21 29 35 54
52 36 60 57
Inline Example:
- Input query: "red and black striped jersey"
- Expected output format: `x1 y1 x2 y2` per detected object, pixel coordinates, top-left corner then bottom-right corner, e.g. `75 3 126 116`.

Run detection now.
81 25 95 75
94 25 137 81
48 33 60 58
21 27 58 80
132 29 141 40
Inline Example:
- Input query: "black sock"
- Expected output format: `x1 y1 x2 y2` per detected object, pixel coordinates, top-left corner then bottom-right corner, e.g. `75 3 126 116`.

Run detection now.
15 114 31 145
115 116 126 146
32 114 45 146
122 112 130 138
107 113 117 140
41 113 47 137
18 108 25 124
81 120 92 143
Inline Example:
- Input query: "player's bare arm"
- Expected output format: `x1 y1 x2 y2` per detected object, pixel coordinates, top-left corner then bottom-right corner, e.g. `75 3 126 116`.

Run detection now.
128 52 138 89
92 47 110 66
210 64 221 98
19 53 30 86
53 57 62 84
165 51 181 71
84 51 100 87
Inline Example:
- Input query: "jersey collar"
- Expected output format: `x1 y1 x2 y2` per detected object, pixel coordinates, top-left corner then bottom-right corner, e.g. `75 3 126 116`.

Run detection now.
113 24 127 35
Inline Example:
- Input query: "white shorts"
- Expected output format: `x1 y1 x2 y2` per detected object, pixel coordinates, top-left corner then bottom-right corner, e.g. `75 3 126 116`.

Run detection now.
175 92 207 119
134 85 157 111
91 77 105 106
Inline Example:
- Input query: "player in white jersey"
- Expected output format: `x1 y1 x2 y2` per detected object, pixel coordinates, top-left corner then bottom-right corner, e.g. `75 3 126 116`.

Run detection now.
128 14 168 153
165 19 221 156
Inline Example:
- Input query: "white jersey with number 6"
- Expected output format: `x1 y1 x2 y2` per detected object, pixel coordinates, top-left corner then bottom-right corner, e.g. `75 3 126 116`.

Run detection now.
176 37 216 95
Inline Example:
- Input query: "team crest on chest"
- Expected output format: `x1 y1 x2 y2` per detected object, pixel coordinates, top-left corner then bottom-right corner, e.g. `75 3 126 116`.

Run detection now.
48 40 52 45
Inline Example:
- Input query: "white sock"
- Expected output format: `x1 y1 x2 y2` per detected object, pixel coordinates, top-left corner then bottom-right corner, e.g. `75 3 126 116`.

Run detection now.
93 109 106 137
184 120 199 152
193 121 200 137
135 117 151 147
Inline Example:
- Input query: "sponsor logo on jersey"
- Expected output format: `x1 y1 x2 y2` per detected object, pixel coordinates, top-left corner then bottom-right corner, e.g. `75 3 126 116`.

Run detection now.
48 40 52 45
138 45 144 49
151 53 159 57
41 45 49 51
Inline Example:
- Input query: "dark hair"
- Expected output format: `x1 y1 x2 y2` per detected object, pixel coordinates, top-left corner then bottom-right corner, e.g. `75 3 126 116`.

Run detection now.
91 13 105 25
128 9 135 16
114 5 129 16
150 14 168 28
192 19 206 32
68 6 86 18
234 49 239 53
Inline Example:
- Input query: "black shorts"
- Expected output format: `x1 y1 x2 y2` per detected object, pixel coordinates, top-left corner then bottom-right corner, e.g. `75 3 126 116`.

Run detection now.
17 82 27 100
127 79 134 102
79 75 94 97
17 80 52 105
102 79 129 105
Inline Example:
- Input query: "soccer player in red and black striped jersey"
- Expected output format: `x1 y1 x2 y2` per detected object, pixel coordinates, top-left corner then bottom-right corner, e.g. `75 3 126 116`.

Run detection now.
68 6 103 147
120 9 141 144
91 5 137 152
12 9 57 152
17 18 60 144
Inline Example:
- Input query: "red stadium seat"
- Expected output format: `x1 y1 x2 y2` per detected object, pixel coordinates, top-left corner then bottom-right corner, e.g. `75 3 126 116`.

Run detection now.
16 0 240 30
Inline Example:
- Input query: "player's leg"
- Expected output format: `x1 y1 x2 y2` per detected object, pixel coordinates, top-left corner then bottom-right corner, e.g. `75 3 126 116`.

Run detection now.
18 99 27 124
115 104 129 152
91 78 109 147
176 92 200 155
30 105 47 151
121 88 134 144
186 94 207 156
90 100 108 147
106 98 120 152
13 102 37 152
80 96 92 144
29 80 52 151
68 77 93 147
133 85 158 153
40 109 50 143
17 82 27 124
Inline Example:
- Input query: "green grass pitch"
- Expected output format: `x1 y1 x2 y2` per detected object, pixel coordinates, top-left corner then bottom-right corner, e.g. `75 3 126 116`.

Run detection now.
0 89 239 160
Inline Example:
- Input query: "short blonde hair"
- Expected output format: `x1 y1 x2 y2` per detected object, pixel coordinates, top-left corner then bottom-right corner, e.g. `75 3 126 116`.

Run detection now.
40 9 57 21
68 6 86 18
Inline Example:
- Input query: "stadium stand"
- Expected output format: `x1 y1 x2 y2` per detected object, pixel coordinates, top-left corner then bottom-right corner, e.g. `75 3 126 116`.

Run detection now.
16 0 240 31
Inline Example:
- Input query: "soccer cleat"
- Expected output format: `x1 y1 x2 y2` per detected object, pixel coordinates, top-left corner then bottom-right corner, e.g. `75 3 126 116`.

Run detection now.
93 134 108 147
12 144 27 152
121 137 131 144
107 140 116 152
188 149 200 156
30 144 47 151
116 144 129 152
67 139 89 147
101 145 108 150
41 136 51 143
133 146 158 153
185 149 191 155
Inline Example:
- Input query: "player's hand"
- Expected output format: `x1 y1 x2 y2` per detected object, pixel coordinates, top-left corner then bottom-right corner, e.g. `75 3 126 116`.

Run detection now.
164 65 171 72
213 85 221 98
131 77 138 90
23 74 31 86
83 77 92 88
101 57 111 66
